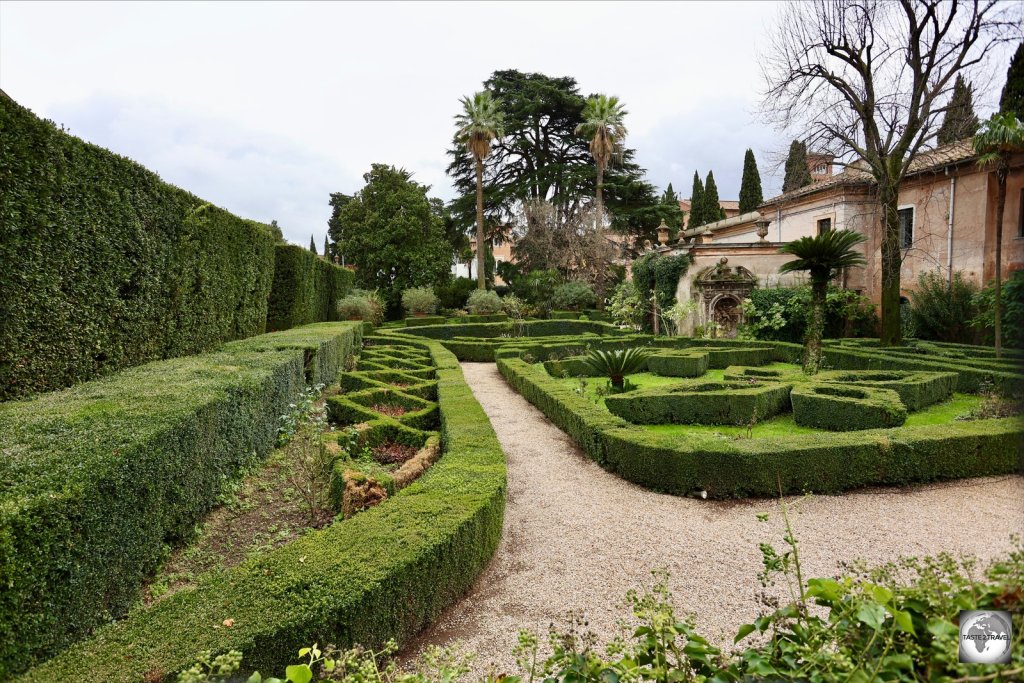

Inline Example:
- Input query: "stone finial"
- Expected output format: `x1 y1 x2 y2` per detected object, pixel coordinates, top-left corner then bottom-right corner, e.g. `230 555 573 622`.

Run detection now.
656 219 670 246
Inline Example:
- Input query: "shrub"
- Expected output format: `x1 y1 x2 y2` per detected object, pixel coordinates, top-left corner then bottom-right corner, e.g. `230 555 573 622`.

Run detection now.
404 316 446 327
401 287 439 316
434 277 476 311
605 380 793 425
581 347 651 388
0 322 362 676
606 280 648 330
645 351 709 377
815 369 956 411
510 269 561 313
0 94 279 400
266 245 354 331
551 281 597 311
466 289 503 314
972 270 1024 348
791 383 907 431
739 286 876 343
338 296 373 321
909 270 980 343
500 294 529 320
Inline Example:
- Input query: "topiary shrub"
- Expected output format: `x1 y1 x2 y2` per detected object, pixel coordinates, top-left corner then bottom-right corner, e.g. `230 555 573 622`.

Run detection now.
791 383 907 431
646 351 710 378
466 289 503 315
815 369 957 412
551 281 597 311
605 380 793 425
434 277 476 311
401 287 439 316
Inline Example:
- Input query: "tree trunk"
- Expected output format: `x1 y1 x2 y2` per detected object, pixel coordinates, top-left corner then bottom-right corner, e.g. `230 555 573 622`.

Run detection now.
878 180 902 346
475 157 486 290
611 374 623 389
994 161 1007 357
596 162 605 228
805 277 827 374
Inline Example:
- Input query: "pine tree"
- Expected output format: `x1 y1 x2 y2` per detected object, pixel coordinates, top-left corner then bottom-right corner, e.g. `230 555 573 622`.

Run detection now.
937 76 979 145
738 149 764 213
323 234 330 261
309 235 317 255
1000 42 1024 116
661 182 679 203
704 171 725 223
782 140 813 193
688 171 705 229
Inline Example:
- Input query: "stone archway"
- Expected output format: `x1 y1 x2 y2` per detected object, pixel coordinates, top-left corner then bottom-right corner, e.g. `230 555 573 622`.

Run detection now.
693 258 757 338
711 295 742 337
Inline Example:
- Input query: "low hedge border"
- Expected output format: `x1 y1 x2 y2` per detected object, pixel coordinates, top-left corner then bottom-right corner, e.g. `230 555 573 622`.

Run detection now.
791 383 908 431
21 337 506 682
605 380 793 426
815 370 956 412
405 316 447 328
0 322 363 677
645 351 709 378
497 353 1023 499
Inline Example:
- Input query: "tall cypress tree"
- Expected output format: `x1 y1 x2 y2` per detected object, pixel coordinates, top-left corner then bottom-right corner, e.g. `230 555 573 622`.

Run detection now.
782 140 812 193
738 149 764 213
688 171 705 229
1000 42 1024 115
703 171 725 223
937 76 979 145
662 182 679 203
323 234 331 261
309 235 317 255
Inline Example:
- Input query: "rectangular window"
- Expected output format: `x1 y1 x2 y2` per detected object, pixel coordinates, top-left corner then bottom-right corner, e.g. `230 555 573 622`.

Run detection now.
817 217 832 235
898 207 914 249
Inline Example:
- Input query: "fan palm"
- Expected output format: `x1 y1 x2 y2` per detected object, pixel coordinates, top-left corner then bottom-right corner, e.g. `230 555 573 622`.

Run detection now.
455 91 505 290
973 112 1024 357
779 229 867 374
582 347 650 389
576 95 628 226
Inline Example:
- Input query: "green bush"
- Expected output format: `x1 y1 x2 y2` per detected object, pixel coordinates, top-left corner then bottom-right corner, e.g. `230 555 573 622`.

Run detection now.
551 281 597 311
0 94 279 400
605 380 793 425
550 310 580 319
338 295 375 322
404 316 447 327
0 322 362 676
645 351 709 378
909 270 980 343
816 369 956 412
434 277 476 311
401 287 439 316
22 339 506 683
739 286 877 343
791 383 907 431
266 245 353 331
466 289 503 314
972 270 1024 348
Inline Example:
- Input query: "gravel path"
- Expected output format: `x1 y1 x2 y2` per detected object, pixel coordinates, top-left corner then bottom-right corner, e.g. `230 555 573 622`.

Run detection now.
403 362 1024 675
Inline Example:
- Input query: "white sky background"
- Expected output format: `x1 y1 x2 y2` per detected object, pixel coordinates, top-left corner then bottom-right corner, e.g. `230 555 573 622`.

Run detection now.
0 1 1006 248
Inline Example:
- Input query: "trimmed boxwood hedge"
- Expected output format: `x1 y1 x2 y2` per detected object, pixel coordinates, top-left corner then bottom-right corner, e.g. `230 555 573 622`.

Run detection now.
266 245 354 331
791 384 908 431
0 322 362 677
0 93 280 400
645 351 710 377
405 316 447 327
605 380 793 425
20 338 506 683
497 353 1023 499
815 370 956 412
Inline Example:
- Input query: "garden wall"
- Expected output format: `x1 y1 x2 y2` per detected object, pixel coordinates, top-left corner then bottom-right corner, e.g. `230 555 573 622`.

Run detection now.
0 322 363 677
266 244 354 331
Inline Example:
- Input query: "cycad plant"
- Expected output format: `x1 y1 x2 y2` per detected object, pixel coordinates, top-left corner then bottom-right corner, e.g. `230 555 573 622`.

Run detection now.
576 95 628 225
455 91 505 290
779 229 867 374
582 347 650 389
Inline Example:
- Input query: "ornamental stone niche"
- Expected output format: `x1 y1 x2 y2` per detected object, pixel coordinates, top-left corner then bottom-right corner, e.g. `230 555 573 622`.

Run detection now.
693 258 757 337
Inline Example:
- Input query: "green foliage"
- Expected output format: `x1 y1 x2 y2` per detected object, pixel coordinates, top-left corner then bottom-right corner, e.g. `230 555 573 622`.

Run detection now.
606 280 647 330
909 270 980 343
309 235 317 255
551 281 596 311
972 270 1024 348
23 339 507 682
0 323 362 676
466 289 503 314
631 253 690 310
791 383 908 431
738 148 763 213
687 171 705 228
1000 41 1024 115
0 94 278 399
740 286 878 343
701 170 726 223
576 94 628 171
937 75 979 145
435 277 476 311
267 245 354 331
779 229 868 281
782 139 813 193
401 287 440 316
581 347 651 388
815 369 956 412
338 295 378 324
335 165 453 314
607 379 793 426
510 269 561 313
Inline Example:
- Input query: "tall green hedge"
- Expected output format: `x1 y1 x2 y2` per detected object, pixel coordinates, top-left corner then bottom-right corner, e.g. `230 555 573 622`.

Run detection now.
266 245 354 331
0 93 279 400
0 322 362 677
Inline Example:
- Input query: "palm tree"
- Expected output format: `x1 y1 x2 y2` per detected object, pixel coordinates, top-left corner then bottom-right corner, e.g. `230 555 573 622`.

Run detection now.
779 229 867 374
582 347 650 389
576 95 628 226
455 91 505 290
973 112 1024 357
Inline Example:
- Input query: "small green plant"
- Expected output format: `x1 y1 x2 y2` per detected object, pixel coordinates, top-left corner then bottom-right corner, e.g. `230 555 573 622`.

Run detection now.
581 347 650 389
551 281 597 311
466 289 503 314
402 287 440 316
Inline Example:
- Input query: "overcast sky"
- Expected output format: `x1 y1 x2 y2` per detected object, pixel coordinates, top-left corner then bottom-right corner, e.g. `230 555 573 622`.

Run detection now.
0 1 1003 248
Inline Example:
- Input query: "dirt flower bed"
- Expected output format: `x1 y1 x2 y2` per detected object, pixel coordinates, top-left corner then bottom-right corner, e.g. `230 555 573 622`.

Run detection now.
372 441 419 465
372 403 408 417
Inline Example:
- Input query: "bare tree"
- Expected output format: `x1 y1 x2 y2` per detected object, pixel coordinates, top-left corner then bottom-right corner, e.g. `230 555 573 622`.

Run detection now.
762 0 1019 345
